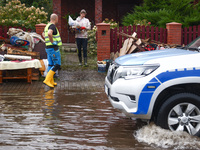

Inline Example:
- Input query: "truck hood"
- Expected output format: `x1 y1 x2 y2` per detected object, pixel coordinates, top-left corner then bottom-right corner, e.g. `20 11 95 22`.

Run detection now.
115 48 197 66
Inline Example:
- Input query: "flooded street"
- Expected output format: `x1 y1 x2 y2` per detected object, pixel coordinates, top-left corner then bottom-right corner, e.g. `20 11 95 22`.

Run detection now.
0 53 200 150
1 81 200 150
0 83 146 150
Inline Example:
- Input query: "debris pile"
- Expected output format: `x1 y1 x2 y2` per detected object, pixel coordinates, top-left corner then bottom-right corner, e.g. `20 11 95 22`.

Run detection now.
111 32 181 60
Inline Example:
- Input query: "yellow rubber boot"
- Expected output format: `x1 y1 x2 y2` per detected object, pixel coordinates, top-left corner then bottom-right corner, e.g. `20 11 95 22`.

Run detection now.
43 70 55 88
51 78 57 86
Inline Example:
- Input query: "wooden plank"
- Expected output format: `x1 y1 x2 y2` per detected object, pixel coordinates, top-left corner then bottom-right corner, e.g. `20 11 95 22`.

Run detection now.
126 38 133 53
137 25 141 38
7 49 40 59
198 25 200 37
3 77 27 79
119 27 122 52
146 26 150 39
133 25 136 33
160 28 163 43
142 25 145 39
123 26 127 41
132 41 144 51
151 26 154 41
119 38 129 56
184 27 188 45
128 45 137 54
193 26 197 41
1 68 32 84
155 27 159 42
27 68 32 83
189 26 192 43
128 26 132 35
110 29 114 53
114 28 118 53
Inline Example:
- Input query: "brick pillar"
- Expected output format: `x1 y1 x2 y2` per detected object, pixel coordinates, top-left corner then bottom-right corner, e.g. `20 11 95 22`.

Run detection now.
53 0 62 36
95 0 102 24
97 23 110 61
35 23 46 38
166 22 182 45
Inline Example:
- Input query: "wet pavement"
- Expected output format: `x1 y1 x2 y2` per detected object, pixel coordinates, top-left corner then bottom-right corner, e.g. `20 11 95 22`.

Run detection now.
0 53 200 150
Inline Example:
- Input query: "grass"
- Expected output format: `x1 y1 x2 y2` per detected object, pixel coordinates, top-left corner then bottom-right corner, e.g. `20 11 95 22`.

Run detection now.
60 49 98 71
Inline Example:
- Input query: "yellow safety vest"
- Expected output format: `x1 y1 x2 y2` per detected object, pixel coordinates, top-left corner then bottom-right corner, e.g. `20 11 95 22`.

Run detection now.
44 23 62 46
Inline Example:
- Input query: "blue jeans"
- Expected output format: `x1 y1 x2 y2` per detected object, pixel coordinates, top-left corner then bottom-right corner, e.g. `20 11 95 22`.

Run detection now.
45 48 61 72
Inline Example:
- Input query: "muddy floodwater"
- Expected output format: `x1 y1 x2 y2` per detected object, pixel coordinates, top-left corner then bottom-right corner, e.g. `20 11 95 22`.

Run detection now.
0 69 200 150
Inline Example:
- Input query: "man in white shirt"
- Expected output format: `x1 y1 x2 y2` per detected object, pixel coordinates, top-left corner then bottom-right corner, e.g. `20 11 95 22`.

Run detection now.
75 9 91 66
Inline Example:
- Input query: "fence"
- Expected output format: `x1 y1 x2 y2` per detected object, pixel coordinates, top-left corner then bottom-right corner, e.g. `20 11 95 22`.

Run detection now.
182 25 200 45
97 22 200 61
0 26 32 38
110 25 167 53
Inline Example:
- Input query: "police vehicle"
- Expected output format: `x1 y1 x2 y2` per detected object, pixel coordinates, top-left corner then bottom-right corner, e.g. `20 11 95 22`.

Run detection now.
105 39 200 136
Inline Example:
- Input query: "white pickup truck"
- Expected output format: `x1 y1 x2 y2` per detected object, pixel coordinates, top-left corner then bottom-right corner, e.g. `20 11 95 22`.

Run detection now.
105 40 200 136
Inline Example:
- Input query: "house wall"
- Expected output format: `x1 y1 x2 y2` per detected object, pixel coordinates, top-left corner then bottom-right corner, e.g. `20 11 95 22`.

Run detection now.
61 0 95 43
54 0 142 43
102 0 141 25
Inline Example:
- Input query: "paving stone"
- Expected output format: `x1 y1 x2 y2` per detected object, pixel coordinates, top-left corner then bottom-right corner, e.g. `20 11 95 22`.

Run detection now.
0 53 106 94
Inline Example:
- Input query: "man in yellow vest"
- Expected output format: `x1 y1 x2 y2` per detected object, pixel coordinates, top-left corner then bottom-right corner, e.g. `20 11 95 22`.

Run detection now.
43 13 62 88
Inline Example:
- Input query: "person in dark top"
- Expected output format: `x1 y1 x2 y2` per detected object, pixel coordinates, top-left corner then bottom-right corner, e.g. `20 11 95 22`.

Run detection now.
43 13 62 88
47 24 58 50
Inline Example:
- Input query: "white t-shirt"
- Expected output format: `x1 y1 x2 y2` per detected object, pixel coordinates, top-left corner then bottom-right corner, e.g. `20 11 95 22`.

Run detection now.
75 17 91 38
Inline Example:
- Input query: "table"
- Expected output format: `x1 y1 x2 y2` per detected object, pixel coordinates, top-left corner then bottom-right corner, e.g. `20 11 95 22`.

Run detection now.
0 59 42 83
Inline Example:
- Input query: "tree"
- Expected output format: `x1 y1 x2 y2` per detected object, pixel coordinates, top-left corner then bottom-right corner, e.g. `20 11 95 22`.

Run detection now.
0 0 53 20
0 0 48 29
122 0 200 28
19 0 53 19
0 0 7 6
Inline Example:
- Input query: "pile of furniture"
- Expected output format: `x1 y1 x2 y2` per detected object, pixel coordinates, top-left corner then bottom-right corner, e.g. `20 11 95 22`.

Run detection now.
0 28 47 83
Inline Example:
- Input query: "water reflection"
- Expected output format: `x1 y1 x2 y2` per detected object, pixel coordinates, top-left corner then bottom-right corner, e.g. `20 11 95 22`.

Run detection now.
0 87 199 149
42 89 60 120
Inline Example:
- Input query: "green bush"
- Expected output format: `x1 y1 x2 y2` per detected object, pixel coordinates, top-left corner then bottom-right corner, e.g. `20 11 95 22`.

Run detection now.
103 18 118 29
87 19 119 56
87 26 97 55
0 0 48 29
122 0 200 28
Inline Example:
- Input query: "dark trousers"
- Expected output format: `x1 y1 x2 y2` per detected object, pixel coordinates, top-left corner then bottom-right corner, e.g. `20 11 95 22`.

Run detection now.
76 38 88 58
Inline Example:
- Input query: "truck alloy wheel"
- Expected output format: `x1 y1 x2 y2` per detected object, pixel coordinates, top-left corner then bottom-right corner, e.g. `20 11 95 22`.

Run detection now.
156 93 200 136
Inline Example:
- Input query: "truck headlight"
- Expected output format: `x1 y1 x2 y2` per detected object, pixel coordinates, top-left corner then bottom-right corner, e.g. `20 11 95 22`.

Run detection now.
113 65 159 82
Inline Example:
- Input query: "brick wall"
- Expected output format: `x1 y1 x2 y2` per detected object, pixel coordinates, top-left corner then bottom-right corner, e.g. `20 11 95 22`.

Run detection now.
96 22 183 60
97 23 110 61
60 0 95 43
53 0 142 43
166 22 182 45
95 0 102 24
53 0 62 40
35 23 46 38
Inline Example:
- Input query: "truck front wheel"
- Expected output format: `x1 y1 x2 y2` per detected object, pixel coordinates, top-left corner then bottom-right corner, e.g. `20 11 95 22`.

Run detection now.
156 93 200 136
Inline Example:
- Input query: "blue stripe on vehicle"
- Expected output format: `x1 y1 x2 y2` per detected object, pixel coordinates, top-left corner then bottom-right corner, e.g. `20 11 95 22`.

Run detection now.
133 77 160 114
133 68 200 115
